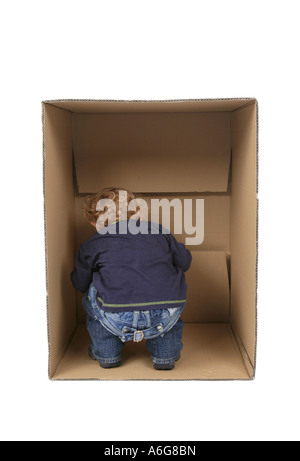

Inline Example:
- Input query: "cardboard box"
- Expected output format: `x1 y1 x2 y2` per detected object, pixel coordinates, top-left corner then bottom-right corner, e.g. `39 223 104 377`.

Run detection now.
42 98 258 380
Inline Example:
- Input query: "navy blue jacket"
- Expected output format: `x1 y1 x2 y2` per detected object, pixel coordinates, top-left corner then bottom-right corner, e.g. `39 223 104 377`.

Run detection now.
70 220 192 312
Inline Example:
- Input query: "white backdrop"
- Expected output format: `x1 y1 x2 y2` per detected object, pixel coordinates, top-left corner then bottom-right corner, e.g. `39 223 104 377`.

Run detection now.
0 0 299 441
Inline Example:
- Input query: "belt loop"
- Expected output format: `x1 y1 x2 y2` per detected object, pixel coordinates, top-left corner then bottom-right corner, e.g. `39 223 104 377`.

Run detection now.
132 311 139 329
145 310 151 328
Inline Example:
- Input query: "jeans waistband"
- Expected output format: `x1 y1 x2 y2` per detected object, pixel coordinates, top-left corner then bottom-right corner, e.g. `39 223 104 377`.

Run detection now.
99 308 183 342
85 283 185 343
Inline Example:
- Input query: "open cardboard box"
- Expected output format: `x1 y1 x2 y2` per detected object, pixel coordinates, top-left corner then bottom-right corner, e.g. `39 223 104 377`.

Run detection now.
42 98 258 380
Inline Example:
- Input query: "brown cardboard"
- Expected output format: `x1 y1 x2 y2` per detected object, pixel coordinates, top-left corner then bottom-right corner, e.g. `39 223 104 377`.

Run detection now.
231 103 257 370
44 98 253 113
52 324 249 380
73 112 231 193
183 251 230 323
42 98 258 380
43 104 76 376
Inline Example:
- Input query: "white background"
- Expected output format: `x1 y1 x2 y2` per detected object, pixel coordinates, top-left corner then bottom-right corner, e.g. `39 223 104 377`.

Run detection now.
0 0 299 442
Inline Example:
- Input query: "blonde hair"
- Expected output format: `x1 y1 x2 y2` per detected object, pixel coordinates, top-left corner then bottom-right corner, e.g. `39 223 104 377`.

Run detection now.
83 187 137 226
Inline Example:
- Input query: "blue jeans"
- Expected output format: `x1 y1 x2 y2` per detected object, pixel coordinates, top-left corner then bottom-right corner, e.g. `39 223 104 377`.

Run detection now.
82 284 184 367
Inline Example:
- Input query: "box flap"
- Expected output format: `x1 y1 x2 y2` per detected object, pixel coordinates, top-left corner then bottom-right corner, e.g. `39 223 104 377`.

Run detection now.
183 251 230 323
73 112 231 193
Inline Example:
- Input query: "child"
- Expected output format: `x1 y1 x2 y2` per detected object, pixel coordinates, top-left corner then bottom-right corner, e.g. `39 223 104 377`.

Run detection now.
70 187 192 370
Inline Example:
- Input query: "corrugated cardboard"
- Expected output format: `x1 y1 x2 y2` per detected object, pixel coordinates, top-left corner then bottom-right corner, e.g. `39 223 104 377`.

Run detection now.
42 98 258 380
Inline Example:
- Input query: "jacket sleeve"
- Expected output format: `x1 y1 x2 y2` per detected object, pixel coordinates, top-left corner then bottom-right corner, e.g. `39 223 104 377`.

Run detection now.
70 244 93 293
167 233 192 272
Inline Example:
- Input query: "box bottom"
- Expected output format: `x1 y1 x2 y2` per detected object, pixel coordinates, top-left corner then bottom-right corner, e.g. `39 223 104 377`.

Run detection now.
51 323 250 380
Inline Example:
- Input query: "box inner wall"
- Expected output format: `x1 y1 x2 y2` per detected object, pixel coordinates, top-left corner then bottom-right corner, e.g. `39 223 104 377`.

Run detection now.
43 100 257 380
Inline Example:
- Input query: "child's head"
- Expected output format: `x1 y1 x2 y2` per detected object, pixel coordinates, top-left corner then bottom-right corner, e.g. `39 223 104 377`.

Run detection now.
84 187 137 228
